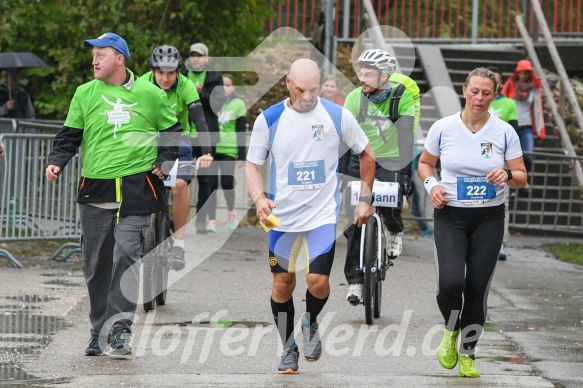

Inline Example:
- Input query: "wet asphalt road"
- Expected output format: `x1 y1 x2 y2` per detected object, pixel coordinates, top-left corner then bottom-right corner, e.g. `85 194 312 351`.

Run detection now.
1 213 582 387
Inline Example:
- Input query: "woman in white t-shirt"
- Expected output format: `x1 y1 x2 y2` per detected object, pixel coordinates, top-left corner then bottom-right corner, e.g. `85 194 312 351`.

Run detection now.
418 68 527 378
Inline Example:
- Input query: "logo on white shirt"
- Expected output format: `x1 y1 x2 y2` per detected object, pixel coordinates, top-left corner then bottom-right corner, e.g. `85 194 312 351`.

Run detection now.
312 125 324 141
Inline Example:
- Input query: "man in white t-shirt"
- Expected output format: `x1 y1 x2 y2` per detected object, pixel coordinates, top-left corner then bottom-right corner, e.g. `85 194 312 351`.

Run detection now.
246 58 375 374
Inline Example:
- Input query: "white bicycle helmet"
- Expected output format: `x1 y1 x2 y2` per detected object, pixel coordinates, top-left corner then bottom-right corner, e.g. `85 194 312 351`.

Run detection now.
150 45 182 71
358 49 396 74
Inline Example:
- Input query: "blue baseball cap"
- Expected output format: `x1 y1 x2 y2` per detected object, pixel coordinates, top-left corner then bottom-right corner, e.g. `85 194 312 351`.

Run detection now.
83 32 130 59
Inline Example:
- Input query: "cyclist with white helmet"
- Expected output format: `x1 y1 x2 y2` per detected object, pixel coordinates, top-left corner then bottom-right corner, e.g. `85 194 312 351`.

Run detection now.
343 49 418 303
141 45 213 271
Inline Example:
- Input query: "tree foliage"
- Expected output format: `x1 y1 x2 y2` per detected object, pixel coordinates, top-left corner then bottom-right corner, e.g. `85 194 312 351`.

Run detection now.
0 0 275 119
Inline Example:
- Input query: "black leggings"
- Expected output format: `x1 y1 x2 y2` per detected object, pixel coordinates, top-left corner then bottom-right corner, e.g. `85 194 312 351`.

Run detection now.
433 204 504 355
207 154 237 219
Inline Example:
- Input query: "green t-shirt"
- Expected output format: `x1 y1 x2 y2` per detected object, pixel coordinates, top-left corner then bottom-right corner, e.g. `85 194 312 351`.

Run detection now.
140 72 200 137
344 83 416 158
186 71 206 90
216 96 246 158
64 69 177 179
489 95 518 123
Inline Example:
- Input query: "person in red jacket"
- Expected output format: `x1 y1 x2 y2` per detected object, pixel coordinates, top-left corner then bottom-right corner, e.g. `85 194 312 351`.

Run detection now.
501 59 546 174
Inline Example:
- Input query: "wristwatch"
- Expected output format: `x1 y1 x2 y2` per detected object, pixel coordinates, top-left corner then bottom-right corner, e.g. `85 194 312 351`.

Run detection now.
358 194 374 205
504 169 513 181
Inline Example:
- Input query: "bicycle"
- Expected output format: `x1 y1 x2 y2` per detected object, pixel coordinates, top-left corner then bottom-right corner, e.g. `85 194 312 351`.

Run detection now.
350 180 401 324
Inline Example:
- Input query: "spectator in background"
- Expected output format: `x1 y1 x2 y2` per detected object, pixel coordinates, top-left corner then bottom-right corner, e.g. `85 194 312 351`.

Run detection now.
0 69 35 119
182 42 225 234
488 66 519 261
206 74 247 232
501 59 545 174
319 75 344 106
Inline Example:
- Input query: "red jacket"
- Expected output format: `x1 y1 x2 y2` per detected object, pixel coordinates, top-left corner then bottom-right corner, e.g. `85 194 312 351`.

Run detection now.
501 60 546 140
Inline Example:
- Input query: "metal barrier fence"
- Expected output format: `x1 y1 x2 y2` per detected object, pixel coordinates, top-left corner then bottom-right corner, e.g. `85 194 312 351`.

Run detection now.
0 133 82 267
0 118 17 134
510 151 583 236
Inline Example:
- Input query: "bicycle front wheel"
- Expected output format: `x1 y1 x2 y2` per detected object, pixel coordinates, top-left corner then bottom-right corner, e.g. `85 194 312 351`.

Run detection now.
363 216 379 325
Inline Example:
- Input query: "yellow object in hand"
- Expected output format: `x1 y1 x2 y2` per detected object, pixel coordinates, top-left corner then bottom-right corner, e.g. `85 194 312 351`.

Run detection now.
260 214 281 232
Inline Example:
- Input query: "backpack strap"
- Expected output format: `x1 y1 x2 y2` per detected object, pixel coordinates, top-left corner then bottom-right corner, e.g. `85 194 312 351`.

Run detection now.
388 83 406 123
357 92 369 124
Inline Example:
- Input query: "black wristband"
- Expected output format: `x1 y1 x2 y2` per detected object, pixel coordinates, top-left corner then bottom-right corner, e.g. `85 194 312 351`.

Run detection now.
504 169 513 181
358 194 374 205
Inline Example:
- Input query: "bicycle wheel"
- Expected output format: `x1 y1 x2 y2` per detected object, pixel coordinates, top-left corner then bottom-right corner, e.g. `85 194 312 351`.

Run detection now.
363 216 379 325
154 210 171 306
143 213 157 312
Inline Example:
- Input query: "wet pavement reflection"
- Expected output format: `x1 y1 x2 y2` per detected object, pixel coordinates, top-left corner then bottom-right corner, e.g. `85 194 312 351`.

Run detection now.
0 294 69 384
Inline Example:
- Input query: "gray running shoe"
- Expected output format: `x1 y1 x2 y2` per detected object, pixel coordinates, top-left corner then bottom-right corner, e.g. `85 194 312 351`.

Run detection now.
169 246 185 271
106 328 132 357
84 337 103 356
277 346 300 374
301 313 322 361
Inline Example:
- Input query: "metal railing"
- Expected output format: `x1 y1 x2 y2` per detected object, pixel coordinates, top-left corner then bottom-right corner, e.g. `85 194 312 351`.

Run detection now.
0 133 82 267
510 151 583 236
268 0 583 42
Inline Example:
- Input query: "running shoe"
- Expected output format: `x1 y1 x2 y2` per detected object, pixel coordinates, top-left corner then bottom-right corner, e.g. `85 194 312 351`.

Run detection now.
84 337 103 356
106 328 132 356
226 211 237 231
437 329 459 369
346 283 363 303
169 246 185 271
459 354 480 377
387 232 403 257
207 220 217 233
301 313 322 362
196 222 207 235
498 243 507 261
277 346 300 374
420 226 434 238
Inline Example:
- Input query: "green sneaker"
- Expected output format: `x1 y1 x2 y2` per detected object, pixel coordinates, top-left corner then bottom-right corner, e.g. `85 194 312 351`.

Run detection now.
437 329 459 369
459 354 480 377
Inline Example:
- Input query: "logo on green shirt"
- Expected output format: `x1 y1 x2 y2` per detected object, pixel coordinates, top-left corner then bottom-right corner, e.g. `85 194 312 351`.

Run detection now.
99 95 138 138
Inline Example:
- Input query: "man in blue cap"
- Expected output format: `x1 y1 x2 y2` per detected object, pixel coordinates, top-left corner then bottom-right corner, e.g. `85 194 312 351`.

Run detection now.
46 32 181 357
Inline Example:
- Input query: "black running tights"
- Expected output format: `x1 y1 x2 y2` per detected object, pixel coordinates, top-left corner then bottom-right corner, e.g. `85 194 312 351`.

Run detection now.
433 204 504 354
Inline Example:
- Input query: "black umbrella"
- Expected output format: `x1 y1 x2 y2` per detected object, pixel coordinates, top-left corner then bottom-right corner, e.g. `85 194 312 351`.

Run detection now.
0 52 48 100
0 52 48 70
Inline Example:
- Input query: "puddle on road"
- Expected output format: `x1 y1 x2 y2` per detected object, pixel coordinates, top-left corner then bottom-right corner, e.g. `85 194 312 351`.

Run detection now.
42 279 79 287
0 295 69 385
154 320 272 329
480 355 532 364
1 295 57 313
484 322 539 332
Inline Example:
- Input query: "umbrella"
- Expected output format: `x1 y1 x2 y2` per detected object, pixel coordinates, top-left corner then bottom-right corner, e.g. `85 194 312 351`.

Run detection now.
0 52 48 100
0 52 48 70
